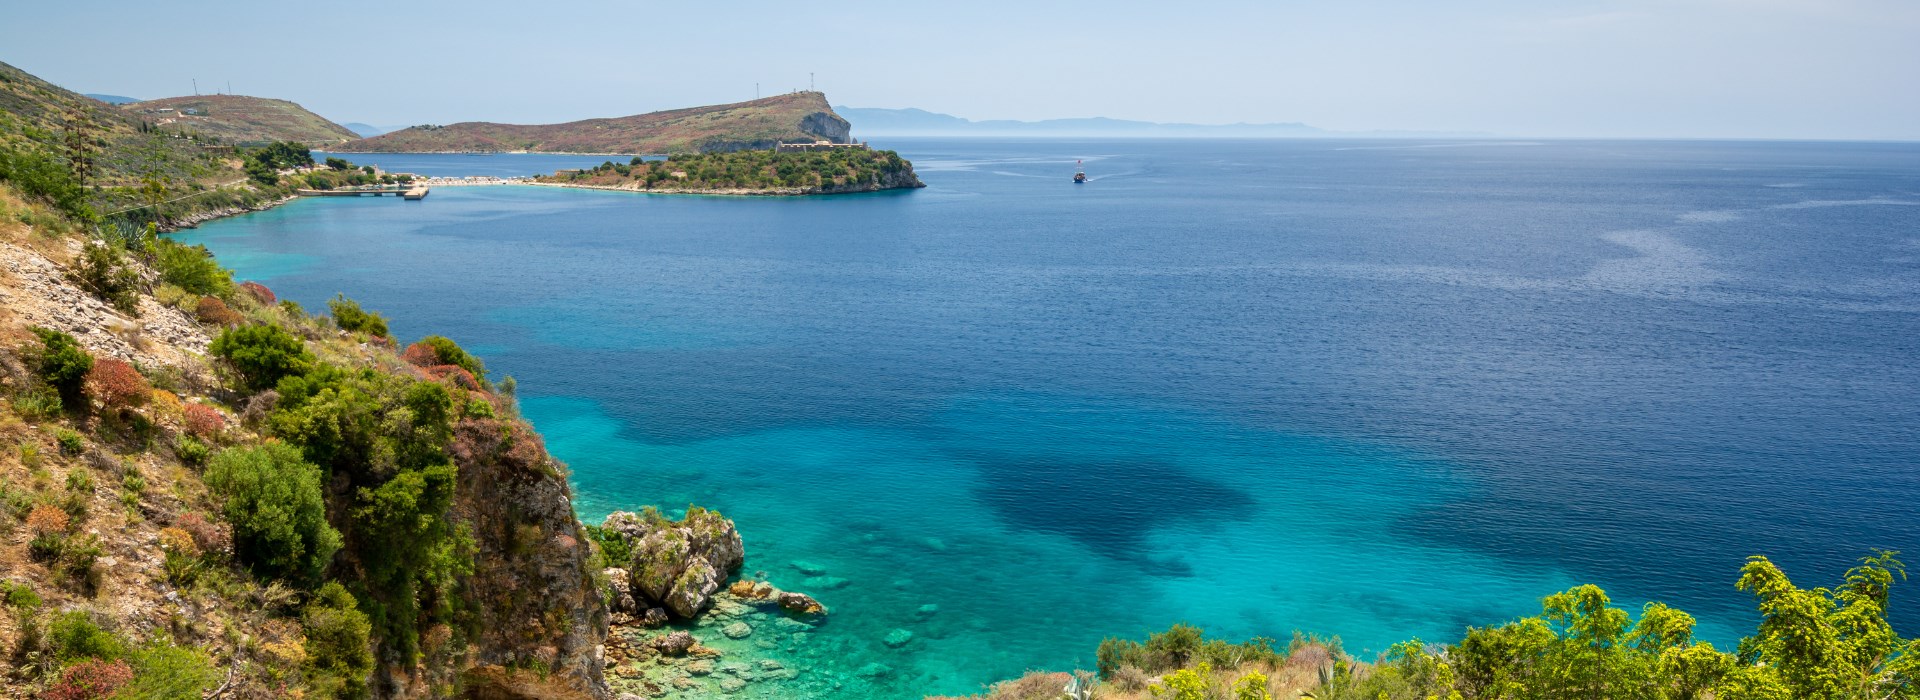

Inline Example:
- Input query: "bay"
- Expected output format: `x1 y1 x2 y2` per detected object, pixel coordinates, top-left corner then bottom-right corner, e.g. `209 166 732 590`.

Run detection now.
177 138 1920 697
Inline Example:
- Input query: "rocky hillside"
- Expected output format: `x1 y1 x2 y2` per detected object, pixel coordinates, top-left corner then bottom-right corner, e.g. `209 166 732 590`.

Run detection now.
0 61 248 191
0 181 611 699
121 95 359 147
338 92 851 154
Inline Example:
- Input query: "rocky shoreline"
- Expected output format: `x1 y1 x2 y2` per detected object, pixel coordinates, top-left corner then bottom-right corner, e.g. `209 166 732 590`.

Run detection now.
156 194 298 233
525 177 922 197
589 508 838 699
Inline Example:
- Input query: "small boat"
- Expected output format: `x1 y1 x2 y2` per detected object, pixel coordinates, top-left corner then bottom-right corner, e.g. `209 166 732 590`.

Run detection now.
1073 160 1087 184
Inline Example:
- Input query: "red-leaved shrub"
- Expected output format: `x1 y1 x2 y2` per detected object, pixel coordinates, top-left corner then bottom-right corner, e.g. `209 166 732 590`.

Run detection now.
196 296 244 326
424 364 480 390
401 341 440 367
85 357 150 409
239 281 276 305
43 658 132 700
183 403 226 439
174 511 232 556
27 503 70 535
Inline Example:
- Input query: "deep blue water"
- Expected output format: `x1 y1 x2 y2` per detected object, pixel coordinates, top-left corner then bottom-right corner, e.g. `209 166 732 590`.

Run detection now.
179 139 1920 697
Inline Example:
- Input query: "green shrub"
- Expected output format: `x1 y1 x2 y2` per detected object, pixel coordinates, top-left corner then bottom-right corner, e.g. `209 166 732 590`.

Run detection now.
46 611 126 662
120 642 220 699
410 335 486 381
303 582 374 700
69 241 140 315
55 428 84 455
582 524 634 571
0 580 40 611
66 469 93 493
204 442 341 586
13 385 63 419
463 396 495 419
0 146 95 222
173 435 211 466
328 295 389 337
152 238 233 297
210 324 313 391
31 326 93 404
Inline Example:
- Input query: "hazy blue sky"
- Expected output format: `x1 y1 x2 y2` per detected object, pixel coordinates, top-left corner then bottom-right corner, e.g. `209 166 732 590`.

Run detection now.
5 0 1916 139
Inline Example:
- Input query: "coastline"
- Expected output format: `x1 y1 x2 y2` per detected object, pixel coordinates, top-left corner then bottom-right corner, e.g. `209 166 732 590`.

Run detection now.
524 180 921 197
155 193 299 233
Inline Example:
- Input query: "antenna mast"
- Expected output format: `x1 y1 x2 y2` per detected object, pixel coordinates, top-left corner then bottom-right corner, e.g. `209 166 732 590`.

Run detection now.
810 72 815 92
192 79 198 95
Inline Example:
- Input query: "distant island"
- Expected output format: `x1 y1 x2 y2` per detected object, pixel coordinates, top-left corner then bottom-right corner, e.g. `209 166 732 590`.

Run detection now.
121 94 359 147
531 143 923 196
84 92 141 105
340 91 851 154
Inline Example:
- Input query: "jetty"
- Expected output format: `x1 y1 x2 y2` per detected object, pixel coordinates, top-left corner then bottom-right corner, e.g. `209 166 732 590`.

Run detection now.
296 185 430 200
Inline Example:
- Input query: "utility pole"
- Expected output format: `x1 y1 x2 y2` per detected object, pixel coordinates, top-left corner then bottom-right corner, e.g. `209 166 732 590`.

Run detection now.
192 78 198 95
810 73 815 92
756 82 759 99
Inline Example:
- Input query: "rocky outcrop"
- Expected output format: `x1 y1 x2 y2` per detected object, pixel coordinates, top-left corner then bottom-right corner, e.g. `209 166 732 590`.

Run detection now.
600 508 744 619
799 111 852 143
445 419 610 699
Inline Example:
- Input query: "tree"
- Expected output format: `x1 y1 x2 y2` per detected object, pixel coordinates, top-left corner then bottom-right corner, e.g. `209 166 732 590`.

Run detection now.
31 327 94 406
1728 552 1915 700
328 295 389 337
303 582 374 700
325 157 351 171
0 145 95 222
204 443 341 586
151 238 233 296
69 241 140 315
210 324 313 391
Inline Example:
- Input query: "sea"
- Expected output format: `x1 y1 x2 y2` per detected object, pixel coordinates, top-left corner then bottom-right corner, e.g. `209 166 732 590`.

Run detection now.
180 139 1920 697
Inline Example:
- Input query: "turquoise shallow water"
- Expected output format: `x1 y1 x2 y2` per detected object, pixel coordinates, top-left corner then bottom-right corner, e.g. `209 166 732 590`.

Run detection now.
176 140 1920 697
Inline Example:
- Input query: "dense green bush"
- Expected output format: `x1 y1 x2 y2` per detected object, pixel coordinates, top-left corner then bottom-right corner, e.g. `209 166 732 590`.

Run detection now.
1311 552 1920 700
69 241 140 314
204 442 341 586
210 324 313 391
30 327 93 405
328 295 389 337
151 237 233 296
415 335 485 380
119 642 220 699
0 146 95 222
303 582 375 700
46 611 126 663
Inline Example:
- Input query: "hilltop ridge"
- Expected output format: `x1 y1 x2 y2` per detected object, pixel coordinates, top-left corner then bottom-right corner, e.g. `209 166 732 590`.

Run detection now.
338 91 851 154
121 94 359 147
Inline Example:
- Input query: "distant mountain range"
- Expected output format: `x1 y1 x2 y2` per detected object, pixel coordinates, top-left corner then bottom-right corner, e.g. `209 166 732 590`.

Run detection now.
84 93 141 105
835 106 1326 138
342 123 390 138
835 106 1489 139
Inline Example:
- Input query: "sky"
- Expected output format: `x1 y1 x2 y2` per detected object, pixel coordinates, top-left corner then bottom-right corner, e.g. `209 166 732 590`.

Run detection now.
4 0 1917 140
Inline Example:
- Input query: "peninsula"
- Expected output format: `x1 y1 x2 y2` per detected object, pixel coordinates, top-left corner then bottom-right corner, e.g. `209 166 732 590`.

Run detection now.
533 144 924 195
338 91 852 154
